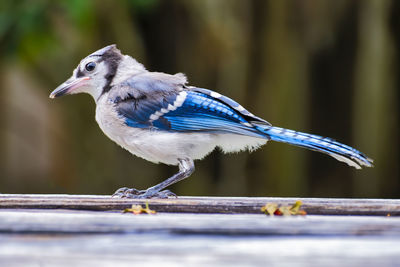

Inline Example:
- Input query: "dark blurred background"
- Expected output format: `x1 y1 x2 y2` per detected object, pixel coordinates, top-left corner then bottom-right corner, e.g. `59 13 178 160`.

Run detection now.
1 0 399 198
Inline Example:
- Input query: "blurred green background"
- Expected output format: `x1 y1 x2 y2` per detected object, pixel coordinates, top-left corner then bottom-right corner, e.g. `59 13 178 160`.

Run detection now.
0 0 399 198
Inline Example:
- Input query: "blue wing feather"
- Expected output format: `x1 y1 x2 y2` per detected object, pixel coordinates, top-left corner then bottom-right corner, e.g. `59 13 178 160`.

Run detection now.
190 87 270 126
154 91 265 138
113 85 266 138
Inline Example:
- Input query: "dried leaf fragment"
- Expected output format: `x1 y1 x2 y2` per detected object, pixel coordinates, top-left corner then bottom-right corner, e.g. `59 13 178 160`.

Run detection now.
261 200 306 216
123 202 156 215
261 203 279 216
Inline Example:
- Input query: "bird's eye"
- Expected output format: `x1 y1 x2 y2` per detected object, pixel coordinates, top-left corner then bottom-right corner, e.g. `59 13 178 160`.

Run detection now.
85 62 96 72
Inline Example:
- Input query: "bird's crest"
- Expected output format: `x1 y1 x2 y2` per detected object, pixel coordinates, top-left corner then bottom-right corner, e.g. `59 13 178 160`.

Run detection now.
89 44 121 58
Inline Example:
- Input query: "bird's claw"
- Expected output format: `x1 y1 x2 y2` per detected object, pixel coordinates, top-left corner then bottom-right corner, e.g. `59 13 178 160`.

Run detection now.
112 187 177 199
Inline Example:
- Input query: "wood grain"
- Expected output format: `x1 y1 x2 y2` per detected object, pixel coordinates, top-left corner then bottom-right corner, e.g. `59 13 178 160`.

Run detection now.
0 209 400 236
0 194 399 215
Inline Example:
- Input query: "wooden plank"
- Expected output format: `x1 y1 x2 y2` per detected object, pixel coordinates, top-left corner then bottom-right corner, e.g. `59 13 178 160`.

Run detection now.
1 209 400 236
0 194 399 215
1 233 399 266
1 195 399 266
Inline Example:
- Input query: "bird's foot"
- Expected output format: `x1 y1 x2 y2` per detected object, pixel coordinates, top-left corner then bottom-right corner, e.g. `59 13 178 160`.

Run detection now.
112 187 177 199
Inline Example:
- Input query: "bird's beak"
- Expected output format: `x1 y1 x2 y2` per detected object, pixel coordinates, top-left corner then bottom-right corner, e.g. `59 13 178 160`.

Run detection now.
49 76 91 99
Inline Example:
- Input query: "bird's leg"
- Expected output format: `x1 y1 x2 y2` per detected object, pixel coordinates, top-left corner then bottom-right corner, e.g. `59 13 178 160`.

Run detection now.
112 158 195 199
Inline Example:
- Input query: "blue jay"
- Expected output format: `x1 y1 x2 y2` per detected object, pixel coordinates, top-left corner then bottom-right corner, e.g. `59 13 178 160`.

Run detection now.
50 45 373 198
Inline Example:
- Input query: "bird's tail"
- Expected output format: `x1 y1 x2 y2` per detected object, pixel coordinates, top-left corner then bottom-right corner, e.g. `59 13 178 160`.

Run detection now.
257 126 373 169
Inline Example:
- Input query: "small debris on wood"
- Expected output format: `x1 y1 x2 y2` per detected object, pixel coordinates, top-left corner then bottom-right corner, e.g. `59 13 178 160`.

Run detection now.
123 202 156 215
261 200 307 216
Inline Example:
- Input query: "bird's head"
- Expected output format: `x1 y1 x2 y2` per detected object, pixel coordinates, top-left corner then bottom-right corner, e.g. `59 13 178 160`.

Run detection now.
50 44 145 101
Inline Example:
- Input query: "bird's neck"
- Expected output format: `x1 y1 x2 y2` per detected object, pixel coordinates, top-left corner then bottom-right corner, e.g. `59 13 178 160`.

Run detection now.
112 56 147 86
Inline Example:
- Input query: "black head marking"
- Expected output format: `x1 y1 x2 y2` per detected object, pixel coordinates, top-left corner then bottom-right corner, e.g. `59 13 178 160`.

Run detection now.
75 45 122 92
76 46 115 78
76 68 85 78
99 45 123 94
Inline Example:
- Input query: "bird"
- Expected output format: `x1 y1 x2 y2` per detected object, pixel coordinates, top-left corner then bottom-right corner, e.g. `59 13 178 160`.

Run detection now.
50 44 373 198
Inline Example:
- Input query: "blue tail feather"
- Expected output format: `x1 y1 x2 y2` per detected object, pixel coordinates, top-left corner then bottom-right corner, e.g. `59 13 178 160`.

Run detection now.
258 126 373 169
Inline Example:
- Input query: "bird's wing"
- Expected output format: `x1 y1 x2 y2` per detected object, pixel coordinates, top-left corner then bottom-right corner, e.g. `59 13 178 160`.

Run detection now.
109 72 187 100
188 87 270 126
110 74 270 138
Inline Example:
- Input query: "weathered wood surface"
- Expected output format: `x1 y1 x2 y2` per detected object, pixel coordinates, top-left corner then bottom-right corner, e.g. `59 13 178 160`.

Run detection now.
1 195 400 266
0 209 400 236
0 210 400 266
0 194 399 215
2 233 399 267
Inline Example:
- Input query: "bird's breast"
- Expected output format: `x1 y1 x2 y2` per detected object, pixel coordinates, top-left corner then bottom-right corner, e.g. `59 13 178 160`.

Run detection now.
95 96 142 151
94 95 180 164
